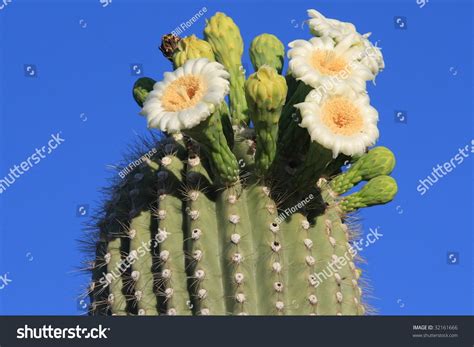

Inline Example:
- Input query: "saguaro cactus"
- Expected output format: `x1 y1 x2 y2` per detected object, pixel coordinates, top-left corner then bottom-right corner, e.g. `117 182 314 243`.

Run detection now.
84 9 397 316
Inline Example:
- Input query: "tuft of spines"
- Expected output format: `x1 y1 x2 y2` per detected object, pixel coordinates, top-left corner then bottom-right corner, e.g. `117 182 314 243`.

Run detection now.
216 185 258 315
155 155 192 315
86 141 387 315
280 211 320 315
106 238 128 315
128 212 159 315
185 154 226 315
247 184 286 315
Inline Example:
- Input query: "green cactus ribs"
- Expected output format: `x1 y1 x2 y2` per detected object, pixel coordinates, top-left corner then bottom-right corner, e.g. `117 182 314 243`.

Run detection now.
84 9 398 316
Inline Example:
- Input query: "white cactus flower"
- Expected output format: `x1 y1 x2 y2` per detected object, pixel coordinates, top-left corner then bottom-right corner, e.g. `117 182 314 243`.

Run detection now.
141 58 230 133
288 36 373 93
307 9 356 39
307 9 385 76
296 86 379 157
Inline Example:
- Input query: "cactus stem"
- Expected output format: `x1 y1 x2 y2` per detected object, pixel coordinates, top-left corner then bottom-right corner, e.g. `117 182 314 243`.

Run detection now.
185 156 227 315
106 238 128 316
217 185 258 315
128 211 159 315
319 183 365 315
155 156 192 315
296 142 334 190
184 111 240 185
246 184 286 315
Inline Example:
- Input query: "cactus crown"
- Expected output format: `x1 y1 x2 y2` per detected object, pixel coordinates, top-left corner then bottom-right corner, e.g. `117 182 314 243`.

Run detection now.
85 9 397 316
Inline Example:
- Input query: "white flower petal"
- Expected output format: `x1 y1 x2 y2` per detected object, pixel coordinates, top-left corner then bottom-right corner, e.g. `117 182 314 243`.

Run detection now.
141 58 229 133
166 116 182 133
183 60 196 75
191 58 207 75
307 9 356 39
306 9 385 77
163 71 178 84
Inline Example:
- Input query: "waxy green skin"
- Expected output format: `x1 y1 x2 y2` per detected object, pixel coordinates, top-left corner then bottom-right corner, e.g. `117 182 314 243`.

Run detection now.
245 66 287 176
250 34 285 74
88 11 398 316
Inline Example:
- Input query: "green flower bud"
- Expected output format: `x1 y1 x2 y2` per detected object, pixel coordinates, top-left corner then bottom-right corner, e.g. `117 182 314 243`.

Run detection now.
173 35 215 68
245 66 287 114
341 175 398 212
204 12 243 63
245 66 287 175
204 12 248 125
331 146 396 194
132 77 156 107
250 34 285 74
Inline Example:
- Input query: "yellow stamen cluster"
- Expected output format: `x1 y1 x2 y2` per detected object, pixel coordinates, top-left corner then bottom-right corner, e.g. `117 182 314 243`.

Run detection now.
321 97 363 136
311 50 348 75
162 76 206 112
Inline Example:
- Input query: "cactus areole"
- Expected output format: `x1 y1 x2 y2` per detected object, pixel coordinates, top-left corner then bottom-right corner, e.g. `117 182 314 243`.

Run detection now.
87 9 397 316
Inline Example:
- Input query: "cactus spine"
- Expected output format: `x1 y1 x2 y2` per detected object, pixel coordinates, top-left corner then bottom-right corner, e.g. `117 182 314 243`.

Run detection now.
87 10 398 316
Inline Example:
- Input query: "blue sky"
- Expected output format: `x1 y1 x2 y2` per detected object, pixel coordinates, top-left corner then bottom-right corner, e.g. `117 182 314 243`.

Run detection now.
0 0 472 315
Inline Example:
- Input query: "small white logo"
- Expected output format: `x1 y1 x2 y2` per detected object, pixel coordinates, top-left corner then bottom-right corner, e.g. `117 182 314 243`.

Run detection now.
99 0 112 8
